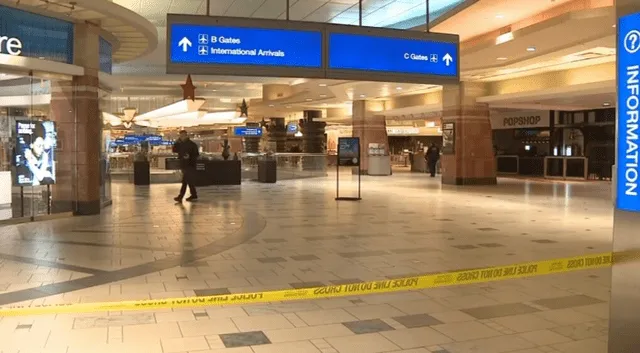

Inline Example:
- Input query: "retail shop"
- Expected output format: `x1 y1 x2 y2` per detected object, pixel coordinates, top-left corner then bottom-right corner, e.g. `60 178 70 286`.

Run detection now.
492 110 552 176
0 2 153 222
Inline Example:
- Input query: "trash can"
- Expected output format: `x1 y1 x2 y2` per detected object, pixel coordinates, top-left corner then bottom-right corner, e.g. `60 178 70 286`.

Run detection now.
258 159 277 183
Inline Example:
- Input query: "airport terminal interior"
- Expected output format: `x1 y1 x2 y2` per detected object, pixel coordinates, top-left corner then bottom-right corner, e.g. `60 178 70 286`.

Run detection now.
0 0 637 352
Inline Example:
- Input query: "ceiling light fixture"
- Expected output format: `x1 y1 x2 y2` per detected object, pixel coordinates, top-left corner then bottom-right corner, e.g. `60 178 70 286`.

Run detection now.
495 14 504 19
305 98 312 101
497 57 508 61
320 94 327 98
603 102 611 107
318 83 327 87
268 104 274 107
359 94 366 98
496 32 514 45
396 87 403 90
526 46 536 52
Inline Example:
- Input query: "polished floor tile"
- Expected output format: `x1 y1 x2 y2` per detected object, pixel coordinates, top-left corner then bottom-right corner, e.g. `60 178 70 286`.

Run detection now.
0 175 615 352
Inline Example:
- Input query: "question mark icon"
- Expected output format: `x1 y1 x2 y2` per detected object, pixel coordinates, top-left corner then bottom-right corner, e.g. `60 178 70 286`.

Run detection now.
624 30 640 54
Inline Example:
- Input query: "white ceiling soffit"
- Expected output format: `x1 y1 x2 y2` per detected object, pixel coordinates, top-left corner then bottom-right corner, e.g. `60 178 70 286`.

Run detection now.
460 7 616 74
431 0 577 41
7 0 158 63
477 80 615 111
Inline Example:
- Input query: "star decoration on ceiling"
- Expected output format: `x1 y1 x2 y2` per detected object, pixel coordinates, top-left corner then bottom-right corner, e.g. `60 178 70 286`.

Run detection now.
181 74 196 100
239 99 249 117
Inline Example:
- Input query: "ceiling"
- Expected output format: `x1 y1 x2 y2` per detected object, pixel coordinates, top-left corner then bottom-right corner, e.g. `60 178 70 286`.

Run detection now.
431 0 577 41
101 0 619 119
113 0 463 28
3 0 158 62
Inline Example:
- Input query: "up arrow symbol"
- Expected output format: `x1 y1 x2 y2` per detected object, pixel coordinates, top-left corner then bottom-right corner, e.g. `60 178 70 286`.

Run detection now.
178 37 192 52
443 53 453 66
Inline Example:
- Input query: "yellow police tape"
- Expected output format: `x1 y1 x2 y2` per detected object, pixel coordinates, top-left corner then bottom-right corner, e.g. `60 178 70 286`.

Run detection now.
0 251 620 316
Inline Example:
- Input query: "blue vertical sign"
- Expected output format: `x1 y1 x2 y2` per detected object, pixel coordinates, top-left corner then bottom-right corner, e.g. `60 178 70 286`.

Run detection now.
617 12 640 212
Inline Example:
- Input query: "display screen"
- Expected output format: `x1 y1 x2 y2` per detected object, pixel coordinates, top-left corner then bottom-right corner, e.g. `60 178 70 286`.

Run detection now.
328 33 458 77
169 24 322 68
338 137 360 167
15 120 57 186
234 127 263 137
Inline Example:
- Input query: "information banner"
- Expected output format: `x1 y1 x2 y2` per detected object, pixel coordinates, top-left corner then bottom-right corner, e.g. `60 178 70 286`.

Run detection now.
14 121 57 186
328 32 458 79
441 122 455 155
617 13 640 213
337 137 360 167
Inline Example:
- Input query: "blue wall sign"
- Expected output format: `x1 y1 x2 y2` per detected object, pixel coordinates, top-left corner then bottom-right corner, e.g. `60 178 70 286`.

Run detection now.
169 24 322 68
234 126 263 137
0 5 74 64
617 12 640 213
287 122 298 133
328 32 458 77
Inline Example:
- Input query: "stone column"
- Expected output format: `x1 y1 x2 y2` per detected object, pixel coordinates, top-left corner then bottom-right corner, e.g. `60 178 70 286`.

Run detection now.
243 122 261 153
610 1 640 351
267 117 286 152
50 23 101 215
299 110 326 170
440 82 496 185
351 100 388 174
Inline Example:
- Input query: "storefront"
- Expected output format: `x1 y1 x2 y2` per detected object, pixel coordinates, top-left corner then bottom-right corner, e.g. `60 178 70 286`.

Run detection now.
491 110 551 176
0 4 115 222
551 108 615 180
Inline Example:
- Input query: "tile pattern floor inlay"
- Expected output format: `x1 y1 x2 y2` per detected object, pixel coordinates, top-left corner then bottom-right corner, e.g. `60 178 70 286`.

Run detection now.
0 175 614 353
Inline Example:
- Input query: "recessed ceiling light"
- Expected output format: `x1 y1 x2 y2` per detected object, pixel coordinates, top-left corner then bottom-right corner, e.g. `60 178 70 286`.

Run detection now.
495 14 504 19
286 105 291 108
603 102 611 107
318 83 327 87
268 104 274 107
526 46 536 52
396 87 403 90
305 98 312 101
497 57 508 61
612 24 616 28
320 94 327 98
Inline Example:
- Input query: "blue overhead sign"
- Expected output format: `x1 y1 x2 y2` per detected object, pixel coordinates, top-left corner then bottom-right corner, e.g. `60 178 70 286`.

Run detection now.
617 12 640 213
234 127 263 137
0 5 74 64
328 32 458 77
169 24 322 68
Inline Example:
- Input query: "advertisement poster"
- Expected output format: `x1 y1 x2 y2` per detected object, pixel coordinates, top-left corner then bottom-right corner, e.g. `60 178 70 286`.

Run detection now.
15 120 57 186
337 137 360 166
441 122 455 155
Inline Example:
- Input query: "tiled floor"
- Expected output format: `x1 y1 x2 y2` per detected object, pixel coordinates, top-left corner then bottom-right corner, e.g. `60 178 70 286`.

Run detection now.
0 174 613 352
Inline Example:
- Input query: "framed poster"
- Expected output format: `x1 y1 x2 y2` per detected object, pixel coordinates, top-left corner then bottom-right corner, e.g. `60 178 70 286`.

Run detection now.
15 120 57 186
441 122 455 155
337 137 360 167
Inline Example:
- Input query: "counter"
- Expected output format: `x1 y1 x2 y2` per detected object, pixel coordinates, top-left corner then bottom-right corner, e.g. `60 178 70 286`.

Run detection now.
368 155 391 176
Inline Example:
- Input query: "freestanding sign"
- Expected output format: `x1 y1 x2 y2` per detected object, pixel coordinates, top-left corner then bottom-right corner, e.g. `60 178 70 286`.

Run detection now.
336 137 361 201
617 12 640 213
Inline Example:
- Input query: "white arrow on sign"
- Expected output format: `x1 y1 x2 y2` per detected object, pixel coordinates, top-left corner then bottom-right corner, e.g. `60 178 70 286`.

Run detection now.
443 53 453 66
178 37 192 52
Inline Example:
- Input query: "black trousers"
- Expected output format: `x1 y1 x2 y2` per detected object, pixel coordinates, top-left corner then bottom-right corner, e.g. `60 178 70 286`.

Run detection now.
427 161 438 177
179 167 197 198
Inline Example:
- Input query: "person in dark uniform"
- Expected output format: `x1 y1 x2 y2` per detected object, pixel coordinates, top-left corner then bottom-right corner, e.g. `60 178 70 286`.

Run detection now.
425 143 440 177
173 130 199 202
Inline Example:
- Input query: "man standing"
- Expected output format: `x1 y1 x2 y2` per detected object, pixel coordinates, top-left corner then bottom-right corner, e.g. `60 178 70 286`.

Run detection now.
425 143 440 178
173 130 199 202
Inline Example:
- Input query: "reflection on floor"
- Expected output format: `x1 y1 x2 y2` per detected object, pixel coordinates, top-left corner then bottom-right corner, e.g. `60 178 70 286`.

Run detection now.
0 175 613 353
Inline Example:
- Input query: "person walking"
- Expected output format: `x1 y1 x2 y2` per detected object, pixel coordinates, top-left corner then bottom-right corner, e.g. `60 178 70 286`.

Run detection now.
426 143 440 177
173 130 199 202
